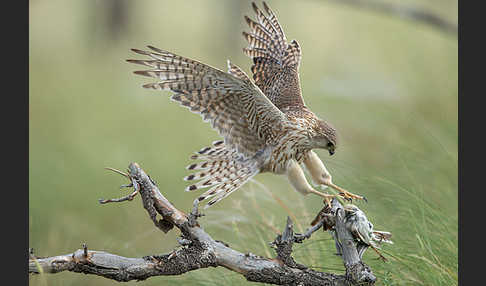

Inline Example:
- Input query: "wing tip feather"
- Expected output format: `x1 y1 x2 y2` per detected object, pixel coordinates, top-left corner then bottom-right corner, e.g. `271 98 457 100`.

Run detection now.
251 2 258 13
130 48 149 55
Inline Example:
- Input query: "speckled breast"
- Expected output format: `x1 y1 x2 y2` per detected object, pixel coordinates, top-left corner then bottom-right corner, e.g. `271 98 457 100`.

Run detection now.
261 120 311 174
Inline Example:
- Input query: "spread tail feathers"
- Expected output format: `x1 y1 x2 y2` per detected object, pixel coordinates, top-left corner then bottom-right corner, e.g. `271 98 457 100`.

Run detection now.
185 141 260 208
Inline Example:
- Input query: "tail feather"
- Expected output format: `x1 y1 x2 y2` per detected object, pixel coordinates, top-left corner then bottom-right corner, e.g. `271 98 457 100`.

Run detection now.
184 163 238 182
186 159 230 171
189 142 232 161
187 160 220 171
203 167 257 208
185 159 249 191
185 142 260 208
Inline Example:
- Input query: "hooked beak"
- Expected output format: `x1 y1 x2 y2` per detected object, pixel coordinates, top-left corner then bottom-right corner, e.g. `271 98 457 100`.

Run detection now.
329 150 335 156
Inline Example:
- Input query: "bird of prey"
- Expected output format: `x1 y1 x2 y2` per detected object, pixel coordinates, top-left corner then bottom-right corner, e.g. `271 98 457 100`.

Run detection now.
127 2 365 209
343 204 393 261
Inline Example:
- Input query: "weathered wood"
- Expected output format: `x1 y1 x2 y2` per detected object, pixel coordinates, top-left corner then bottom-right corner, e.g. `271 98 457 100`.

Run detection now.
29 162 377 285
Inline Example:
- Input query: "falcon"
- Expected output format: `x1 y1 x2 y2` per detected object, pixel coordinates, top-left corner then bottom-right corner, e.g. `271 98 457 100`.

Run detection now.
127 2 365 208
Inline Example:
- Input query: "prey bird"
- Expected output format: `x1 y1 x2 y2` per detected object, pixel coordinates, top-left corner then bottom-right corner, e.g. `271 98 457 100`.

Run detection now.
343 204 393 262
127 2 366 209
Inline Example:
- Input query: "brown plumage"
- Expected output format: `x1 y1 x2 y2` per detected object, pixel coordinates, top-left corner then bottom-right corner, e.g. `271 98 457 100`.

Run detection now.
127 2 364 208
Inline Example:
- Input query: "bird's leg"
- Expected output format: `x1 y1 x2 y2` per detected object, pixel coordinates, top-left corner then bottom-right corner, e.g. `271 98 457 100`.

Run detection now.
303 151 366 202
286 159 336 208
328 182 366 202
308 189 336 209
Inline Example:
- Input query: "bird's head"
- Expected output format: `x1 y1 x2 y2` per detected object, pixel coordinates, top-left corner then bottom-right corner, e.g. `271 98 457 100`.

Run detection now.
312 119 338 156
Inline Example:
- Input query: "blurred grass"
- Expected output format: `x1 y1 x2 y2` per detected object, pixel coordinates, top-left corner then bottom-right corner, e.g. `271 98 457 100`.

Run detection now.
29 0 457 285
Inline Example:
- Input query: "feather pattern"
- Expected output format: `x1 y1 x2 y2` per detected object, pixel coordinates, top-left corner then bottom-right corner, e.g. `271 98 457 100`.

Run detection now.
127 2 339 208
243 2 305 110
128 46 285 157
185 141 261 208
127 46 287 207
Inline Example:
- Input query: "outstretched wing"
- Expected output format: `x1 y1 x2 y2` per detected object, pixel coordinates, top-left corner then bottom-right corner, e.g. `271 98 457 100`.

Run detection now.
243 2 304 111
127 46 286 159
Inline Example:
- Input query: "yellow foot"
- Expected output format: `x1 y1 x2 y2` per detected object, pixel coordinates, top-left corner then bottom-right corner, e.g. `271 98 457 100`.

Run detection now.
322 194 335 209
338 190 367 203
327 182 367 203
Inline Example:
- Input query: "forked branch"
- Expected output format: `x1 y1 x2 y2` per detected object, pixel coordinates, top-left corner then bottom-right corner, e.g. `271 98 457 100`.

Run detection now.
29 163 378 285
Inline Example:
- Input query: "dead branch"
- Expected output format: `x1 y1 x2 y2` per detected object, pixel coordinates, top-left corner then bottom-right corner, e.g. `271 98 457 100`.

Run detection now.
29 162 379 285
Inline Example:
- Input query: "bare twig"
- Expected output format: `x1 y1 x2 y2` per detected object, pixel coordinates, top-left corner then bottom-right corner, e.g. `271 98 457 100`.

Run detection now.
98 190 139 204
99 167 139 203
29 162 380 285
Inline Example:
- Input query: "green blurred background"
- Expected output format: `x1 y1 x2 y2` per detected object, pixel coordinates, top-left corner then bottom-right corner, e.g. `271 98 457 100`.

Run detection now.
29 0 457 285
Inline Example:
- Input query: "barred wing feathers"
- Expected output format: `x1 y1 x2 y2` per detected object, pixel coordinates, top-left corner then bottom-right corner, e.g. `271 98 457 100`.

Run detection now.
127 46 287 207
243 2 304 110
127 46 286 158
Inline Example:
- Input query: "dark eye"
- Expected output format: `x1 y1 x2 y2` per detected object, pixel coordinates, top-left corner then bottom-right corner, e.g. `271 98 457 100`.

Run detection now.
327 142 333 148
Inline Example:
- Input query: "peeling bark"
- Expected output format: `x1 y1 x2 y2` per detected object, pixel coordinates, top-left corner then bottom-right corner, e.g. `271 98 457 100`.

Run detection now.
29 162 378 285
